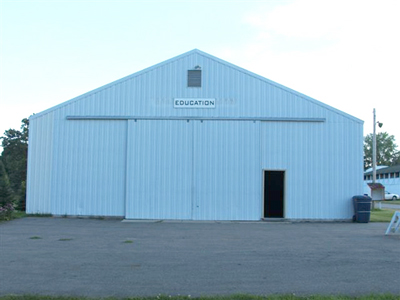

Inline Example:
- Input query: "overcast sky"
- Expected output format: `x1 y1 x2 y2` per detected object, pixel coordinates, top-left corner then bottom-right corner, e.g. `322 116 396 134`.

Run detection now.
1 0 399 147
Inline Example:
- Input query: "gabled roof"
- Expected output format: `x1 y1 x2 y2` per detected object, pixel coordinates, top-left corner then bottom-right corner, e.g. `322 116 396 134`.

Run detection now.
30 49 363 123
367 183 385 189
364 165 400 175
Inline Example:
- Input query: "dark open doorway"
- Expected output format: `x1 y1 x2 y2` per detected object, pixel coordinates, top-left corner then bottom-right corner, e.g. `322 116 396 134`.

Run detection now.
264 170 285 218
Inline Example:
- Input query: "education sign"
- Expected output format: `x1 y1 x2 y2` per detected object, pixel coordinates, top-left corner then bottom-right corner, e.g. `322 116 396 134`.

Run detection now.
174 98 215 109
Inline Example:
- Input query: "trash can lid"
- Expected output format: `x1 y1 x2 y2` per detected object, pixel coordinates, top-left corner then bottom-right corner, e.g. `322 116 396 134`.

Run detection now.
352 195 372 200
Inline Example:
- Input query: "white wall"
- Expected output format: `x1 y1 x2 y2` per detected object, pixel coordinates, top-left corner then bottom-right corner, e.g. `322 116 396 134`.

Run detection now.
27 50 364 219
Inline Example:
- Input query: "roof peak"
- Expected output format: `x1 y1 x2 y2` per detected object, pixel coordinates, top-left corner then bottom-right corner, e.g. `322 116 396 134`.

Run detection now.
30 48 363 124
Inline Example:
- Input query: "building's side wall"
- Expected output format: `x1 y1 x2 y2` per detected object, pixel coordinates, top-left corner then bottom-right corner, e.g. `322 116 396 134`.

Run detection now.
261 117 363 219
26 113 54 214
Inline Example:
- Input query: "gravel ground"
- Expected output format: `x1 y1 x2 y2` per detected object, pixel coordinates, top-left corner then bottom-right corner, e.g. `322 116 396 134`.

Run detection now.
1 217 399 297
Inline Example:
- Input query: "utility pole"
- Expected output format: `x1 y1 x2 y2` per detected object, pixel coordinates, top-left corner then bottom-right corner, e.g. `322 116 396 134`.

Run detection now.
373 108 376 183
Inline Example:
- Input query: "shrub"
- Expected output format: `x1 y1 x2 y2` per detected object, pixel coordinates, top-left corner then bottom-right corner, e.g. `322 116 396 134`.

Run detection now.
0 160 16 221
0 202 15 221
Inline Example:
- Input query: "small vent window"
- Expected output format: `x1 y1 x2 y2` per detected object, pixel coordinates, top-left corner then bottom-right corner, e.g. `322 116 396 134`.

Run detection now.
188 70 201 87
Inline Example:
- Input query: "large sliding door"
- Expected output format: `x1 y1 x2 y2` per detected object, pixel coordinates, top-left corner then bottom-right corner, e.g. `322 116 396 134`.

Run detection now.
125 120 261 220
55 119 261 220
125 120 193 219
51 120 127 216
192 121 260 220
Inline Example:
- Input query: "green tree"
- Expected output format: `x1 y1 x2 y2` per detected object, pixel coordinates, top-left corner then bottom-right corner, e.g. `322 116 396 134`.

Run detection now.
364 132 399 170
0 160 15 219
392 151 400 166
0 118 29 210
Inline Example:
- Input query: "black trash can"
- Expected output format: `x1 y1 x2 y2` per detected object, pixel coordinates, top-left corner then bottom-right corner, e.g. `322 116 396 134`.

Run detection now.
352 195 372 223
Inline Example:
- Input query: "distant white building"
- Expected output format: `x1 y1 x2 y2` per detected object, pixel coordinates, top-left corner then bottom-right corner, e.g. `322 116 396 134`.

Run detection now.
363 165 400 196
364 165 388 173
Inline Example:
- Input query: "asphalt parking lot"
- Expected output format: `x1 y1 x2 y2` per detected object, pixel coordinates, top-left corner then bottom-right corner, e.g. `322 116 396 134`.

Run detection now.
1 217 399 297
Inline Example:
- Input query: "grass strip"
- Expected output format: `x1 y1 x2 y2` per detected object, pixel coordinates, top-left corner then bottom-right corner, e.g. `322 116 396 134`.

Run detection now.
370 209 397 222
26 213 53 217
383 200 400 205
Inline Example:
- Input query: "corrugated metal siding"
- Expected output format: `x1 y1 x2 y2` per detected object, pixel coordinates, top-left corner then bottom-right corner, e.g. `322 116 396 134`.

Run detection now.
33 51 361 123
193 121 260 220
26 112 54 214
125 120 260 220
50 118 127 216
27 49 364 219
126 120 192 219
261 120 363 219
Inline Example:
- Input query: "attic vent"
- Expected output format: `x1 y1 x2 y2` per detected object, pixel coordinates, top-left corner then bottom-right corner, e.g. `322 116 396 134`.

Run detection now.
188 70 201 87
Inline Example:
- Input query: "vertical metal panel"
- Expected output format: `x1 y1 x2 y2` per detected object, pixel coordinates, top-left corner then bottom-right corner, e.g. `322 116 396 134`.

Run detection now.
261 121 363 219
193 121 261 220
125 120 192 219
50 119 127 216
26 112 54 214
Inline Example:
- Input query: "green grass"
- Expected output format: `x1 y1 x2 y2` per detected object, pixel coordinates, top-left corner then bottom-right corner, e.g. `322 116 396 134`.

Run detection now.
58 238 73 241
88 216 106 220
29 236 42 239
26 213 53 217
0 211 53 223
0 210 23 222
383 200 400 205
9 211 53 219
0 294 400 300
370 209 397 222
12 211 28 219
123 240 134 243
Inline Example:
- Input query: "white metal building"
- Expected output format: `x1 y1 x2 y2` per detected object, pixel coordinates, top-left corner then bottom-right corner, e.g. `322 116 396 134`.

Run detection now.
27 49 364 220
363 165 400 196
